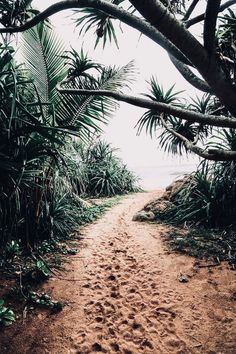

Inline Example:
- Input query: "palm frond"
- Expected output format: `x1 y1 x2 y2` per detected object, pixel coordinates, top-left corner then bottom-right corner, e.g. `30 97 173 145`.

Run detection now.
21 22 67 121
136 77 184 137
159 118 195 155
62 47 103 81
73 4 121 48
188 93 215 114
57 60 136 135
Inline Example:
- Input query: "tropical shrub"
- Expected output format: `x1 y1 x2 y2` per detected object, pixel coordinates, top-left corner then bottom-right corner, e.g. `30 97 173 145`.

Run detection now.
0 17 135 252
160 151 236 228
74 140 140 197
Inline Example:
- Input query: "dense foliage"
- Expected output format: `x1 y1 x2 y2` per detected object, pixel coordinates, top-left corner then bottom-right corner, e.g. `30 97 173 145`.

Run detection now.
74 140 140 197
0 18 138 253
1 1 236 238
160 157 236 228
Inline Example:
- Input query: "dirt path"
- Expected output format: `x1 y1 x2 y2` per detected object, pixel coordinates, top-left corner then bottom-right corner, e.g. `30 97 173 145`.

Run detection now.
1 191 236 354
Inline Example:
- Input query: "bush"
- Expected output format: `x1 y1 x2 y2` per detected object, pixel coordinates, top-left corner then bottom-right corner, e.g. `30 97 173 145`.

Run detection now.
73 140 140 197
160 157 236 228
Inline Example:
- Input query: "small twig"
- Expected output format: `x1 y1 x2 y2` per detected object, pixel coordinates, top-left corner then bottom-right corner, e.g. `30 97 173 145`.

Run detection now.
78 237 93 240
227 242 232 260
188 335 203 349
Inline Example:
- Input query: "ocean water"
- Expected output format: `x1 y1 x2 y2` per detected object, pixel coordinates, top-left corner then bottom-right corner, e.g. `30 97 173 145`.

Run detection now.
131 163 198 190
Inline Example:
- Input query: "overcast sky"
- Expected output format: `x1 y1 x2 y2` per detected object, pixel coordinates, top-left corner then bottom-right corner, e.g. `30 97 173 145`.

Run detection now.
32 0 200 172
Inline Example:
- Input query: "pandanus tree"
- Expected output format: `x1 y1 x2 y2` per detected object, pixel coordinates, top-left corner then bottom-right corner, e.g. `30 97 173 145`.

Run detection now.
2 1 236 230
1 1 236 160
0 8 135 249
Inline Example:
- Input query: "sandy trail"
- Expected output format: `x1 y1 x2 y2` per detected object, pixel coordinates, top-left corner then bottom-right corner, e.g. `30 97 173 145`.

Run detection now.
1 191 236 354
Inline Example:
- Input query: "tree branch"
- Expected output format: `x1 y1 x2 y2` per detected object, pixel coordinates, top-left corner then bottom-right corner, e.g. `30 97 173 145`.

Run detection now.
8 0 235 115
56 83 236 129
130 0 209 69
0 0 190 65
160 114 236 161
203 0 221 56
129 0 236 117
169 55 212 93
182 0 200 21
186 0 236 28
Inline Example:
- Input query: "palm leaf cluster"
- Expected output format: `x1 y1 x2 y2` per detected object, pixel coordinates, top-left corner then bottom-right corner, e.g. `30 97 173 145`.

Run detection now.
57 51 135 139
136 78 184 138
136 79 227 156
136 78 207 155
73 140 140 197
73 1 125 49
0 0 35 28
0 19 135 253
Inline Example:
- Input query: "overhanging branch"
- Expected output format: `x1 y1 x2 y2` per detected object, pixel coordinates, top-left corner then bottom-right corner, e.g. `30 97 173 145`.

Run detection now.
56 83 236 129
160 114 236 161
129 0 236 117
169 55 212 93
7 0 236 116
0 0 190 65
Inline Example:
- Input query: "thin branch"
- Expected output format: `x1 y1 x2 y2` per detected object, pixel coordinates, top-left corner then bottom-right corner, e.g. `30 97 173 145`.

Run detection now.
169 55 212 93
159 114 236 161
186 0 236 28
203 0 221 56
182 0 200 21
56 83 236 129
0 0 190 65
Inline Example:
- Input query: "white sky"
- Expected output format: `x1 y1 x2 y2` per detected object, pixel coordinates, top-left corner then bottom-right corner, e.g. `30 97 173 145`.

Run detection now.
31 0 201 179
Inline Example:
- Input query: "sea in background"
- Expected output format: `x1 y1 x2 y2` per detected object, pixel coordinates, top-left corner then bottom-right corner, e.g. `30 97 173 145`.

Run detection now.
130 162 198 190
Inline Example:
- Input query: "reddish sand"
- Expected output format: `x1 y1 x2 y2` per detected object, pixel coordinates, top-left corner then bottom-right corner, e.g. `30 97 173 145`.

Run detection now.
0 191 235 354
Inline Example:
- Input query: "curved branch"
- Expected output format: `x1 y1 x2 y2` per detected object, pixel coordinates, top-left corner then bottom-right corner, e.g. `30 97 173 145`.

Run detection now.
0 0 78 32
169 55 212 93
0 0 190 65
2 0 236 114
160 114 236 161
1 0 236 112
203 0 221 56
130 0 209 67
129 0 236 116
186 0 236 28
56 83 236 129
190 146 236 161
